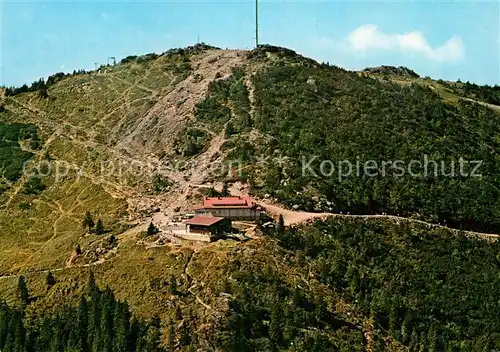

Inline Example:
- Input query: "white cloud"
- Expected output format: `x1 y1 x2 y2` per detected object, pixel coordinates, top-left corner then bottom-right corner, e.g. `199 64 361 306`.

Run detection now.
346 24 464 62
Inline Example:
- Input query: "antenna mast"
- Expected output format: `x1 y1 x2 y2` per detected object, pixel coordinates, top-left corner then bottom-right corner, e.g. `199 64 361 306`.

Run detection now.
255 0 259 48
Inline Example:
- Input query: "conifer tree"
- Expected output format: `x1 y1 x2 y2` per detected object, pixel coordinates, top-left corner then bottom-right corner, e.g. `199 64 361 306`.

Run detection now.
12 312 26 352
128 318 140 351
276 214 285 234
113 301 130 352
167 319 176 351
17 275 29 307
225 122 235 137
145 319 161 352
99 295 113 352
147 222 158 237
150 315 161 329
37 317 52 351
409 329 419 352
38 85 49 99
269 301 283 346
25 330 36 352
77 296 89 352
46 271 56 289
169 276 177 295
0 302 11 349
388 302 398 337
221 182 230 196
83 211 95 233
0 287 164 352
292 287 303 306
88 291 101 351
178 322 191 348
175 305 182 320
95 218 105 235
67 327 79 351
418 332 426 352
348 267 360 297
428 324 438 352
400 313 412 344
134 331 146 352
87 271 97 296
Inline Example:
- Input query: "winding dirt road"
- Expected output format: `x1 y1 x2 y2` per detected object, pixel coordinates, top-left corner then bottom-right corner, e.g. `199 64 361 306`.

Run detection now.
0 196 497 282
258 200 499 240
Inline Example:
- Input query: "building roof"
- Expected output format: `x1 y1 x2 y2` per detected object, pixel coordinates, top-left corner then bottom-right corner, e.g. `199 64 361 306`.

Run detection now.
201 196 258 209
185 215 226 227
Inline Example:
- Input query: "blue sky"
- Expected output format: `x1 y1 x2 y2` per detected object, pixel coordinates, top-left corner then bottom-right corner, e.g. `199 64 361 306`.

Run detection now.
1 0 499 86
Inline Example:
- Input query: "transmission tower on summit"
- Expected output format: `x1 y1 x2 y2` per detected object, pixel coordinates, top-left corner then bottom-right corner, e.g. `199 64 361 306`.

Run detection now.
255 0 259 48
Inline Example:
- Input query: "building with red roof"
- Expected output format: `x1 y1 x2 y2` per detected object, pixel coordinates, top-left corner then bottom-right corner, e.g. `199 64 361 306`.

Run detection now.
195 196 264 221
184 215 231 241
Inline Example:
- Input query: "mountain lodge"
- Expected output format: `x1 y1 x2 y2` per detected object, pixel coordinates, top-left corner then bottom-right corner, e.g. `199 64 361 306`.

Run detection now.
184 216 232 242
194 196 264 221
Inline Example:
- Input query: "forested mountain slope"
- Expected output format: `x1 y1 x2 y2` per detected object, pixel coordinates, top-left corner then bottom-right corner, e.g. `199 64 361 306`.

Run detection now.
225 47 500 232
0 44 499 351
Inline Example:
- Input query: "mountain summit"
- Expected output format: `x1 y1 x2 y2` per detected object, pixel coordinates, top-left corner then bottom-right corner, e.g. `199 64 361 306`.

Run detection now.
0 44 499 351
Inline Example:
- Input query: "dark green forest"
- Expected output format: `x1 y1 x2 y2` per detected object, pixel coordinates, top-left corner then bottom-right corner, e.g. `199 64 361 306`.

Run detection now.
214 251 369 351
449 81 500 106
247 62 500 232
0 123 39 184
2 218 498 351
194 48 500 232
266 218 500 351
0 273 166 352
